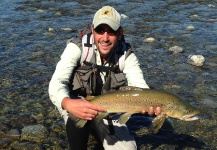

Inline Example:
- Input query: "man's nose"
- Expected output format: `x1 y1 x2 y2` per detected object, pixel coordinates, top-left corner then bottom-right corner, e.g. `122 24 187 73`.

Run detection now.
101 32 109 41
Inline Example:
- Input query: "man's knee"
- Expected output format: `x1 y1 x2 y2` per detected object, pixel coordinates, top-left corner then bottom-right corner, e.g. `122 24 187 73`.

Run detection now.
66 118 91 150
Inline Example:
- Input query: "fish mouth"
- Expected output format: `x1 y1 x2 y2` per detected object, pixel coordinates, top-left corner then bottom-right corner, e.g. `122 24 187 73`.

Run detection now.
179 114 199 121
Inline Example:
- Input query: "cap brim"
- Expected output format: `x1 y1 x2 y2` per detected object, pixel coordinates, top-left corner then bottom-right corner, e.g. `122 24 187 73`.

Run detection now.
94 19 120 31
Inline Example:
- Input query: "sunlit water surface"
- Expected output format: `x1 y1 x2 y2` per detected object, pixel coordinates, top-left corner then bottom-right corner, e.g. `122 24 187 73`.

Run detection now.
0 0 217 149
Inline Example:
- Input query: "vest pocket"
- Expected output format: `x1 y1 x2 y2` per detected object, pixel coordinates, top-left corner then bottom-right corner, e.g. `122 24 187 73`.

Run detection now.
71 66 93 90
110 72 126 88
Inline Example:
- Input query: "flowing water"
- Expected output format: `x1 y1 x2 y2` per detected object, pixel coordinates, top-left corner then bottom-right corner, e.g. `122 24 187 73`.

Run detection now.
0 0 217 149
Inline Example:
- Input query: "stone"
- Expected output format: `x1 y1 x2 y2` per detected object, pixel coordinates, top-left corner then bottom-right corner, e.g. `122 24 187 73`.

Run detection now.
168 46 183 54
185 25 195 31
144 37 155 43
188 55 205 66
21 124 49 143
6 129 21 140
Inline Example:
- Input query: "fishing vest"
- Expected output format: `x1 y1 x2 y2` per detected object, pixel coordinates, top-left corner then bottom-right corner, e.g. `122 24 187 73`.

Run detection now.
68 32 133 97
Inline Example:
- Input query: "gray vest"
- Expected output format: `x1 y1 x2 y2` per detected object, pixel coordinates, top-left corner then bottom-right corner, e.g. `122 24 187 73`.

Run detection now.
69 33 133 97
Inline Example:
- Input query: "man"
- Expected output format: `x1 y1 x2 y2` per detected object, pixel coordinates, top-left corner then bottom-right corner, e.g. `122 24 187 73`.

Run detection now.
49 6 161 150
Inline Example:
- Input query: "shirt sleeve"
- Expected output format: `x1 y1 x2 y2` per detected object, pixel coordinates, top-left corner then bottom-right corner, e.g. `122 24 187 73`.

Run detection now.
123 53 150 89
48 43 81 110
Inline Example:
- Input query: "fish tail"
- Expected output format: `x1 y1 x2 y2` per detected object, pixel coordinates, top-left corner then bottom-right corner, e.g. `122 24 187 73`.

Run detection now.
68 113 87 128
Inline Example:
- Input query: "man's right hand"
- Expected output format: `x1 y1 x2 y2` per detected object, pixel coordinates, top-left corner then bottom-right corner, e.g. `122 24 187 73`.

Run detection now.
62 97 107 120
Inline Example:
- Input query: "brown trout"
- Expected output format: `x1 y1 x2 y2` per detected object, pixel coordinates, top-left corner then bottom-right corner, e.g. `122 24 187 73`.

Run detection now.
69 87 200 133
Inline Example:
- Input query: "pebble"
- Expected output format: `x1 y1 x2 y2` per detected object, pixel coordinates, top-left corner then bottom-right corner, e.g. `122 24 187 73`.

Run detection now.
185 25 195 31
43 32 55 37
6 129 21 140
61 28 73 32
189 14 199 19
48 28 54 32
55 12 62 17
188 55 205 66
35 9 44 13
208 4 216 8
144 37 155 43
168 46 183 54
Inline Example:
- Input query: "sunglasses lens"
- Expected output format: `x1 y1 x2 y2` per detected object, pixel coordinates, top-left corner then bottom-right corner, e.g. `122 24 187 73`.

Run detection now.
94 26 117 36
94 27 104 34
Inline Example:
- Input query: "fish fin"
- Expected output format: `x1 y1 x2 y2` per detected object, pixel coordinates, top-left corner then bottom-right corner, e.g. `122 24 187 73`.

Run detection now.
85 96 95 101
119 112 133 124
150 114 167 134
68 113 87 128
95 112 109 121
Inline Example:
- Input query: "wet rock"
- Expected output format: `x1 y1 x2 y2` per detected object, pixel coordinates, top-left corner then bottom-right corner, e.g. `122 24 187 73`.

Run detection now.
0 138 12 149
55 12 62 17
6 129 21 140
48 28 54 32
9 114 36 128
189 14 199 19
0 123 9 136
35 9 44 14
185 25 195 31
43 32 56 37
61 28 73 32
43 137 68 149
200 98 217 109
188 55 205 66
168 46 183 54
21 124 49 143
10 141 42 150
144 37 155 43
208 4 216 8
50 121 65 133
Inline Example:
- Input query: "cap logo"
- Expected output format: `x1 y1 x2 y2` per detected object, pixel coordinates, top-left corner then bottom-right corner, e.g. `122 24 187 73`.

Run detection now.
102 10 112 16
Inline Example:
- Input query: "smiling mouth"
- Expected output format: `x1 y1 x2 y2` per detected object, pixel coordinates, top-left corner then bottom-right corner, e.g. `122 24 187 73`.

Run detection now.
100 42 110 47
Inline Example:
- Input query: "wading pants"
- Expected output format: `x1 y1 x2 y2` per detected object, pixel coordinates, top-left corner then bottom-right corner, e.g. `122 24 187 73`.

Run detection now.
66 114 137 150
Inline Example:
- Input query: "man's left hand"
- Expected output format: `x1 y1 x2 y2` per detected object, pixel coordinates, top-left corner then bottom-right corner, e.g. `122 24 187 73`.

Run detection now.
141 107 161 116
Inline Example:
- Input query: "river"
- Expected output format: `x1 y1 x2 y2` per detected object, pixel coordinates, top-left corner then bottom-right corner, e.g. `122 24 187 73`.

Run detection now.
0 0 217 149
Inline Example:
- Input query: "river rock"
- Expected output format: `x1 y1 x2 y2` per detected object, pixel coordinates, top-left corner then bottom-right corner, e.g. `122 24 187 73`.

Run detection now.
48 28 55 32
10 141 42 150
208 4 216 8
36 9 44 14
188 55 205 66
168 46 183 54
0 138 12 149
21 124 49 143
61 28 73 32
55 12 62 17
189 14 199 19
144 37 155 43
185 25 195 31
6 129 21 140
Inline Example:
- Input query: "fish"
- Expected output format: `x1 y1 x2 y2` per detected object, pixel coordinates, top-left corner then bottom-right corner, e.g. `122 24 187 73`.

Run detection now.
68 87 200 133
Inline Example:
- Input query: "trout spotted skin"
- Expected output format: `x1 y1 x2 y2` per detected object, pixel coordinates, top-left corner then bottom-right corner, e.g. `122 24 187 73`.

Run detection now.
68 87 200 133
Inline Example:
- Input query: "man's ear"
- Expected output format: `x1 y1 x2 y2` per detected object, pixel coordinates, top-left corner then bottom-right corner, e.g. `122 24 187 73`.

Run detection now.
91 24 95 44
91 24 94 33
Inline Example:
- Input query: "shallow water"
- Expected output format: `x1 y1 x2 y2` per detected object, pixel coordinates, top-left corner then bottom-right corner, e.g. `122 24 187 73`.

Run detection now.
0 0 217 149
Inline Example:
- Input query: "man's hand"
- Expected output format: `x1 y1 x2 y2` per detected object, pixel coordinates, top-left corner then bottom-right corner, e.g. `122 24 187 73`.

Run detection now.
141 106 161 116
62 97 107 120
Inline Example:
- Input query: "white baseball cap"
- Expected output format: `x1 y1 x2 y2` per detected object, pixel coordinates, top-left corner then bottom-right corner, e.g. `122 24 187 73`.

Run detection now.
92 6 121 31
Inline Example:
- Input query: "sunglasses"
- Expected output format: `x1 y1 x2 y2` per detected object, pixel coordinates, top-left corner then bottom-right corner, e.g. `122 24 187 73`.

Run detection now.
94 26 117 36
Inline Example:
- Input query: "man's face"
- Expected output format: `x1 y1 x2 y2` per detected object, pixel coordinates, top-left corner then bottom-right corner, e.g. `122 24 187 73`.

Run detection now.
92 24 119 59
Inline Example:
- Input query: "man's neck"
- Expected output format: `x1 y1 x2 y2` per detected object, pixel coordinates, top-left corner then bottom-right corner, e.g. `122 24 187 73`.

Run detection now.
100 56 106 64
